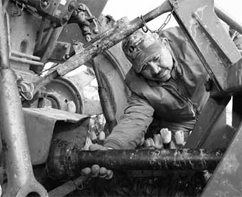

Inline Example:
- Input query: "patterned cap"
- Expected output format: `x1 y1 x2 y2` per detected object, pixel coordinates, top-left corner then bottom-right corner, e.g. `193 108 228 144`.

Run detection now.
122 30 163 73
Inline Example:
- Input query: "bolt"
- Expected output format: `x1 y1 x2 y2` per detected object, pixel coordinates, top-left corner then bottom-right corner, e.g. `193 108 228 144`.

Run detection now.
41 0 49 8
93 27 99 34
205 79 213 92
62 15 69 24
85 34 92 42
68 1 75 12
64 54 70 60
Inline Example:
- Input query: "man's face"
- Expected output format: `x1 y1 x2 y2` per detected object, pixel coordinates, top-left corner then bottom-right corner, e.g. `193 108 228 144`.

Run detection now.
140 45 173 82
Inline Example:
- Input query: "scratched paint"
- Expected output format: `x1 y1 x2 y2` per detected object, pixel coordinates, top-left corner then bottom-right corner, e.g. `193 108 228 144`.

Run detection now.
196 5 208 20
189 5 208 39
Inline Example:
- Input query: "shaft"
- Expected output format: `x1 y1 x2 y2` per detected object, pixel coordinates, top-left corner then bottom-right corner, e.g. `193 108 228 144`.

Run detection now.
47 139 224 180
0 2 47 196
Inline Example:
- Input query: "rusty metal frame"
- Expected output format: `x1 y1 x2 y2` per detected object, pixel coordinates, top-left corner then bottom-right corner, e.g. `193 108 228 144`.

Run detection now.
0 1 48 196
201 120 242 196
170 0 242 94
1 0 242 195
168 0 242 195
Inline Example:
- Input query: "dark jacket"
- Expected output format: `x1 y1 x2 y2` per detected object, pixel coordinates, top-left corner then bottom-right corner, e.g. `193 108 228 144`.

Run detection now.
104 27 209 149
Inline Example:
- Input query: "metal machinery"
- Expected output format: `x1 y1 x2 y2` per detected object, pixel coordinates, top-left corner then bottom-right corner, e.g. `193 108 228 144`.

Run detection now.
1 0 242 196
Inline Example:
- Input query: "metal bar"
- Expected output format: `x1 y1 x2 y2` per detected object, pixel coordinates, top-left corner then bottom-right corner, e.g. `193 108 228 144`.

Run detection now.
0 2 9 69
47 139 224 180
48 176 89 197
215 5 242 36
0 2 48 196
41 26 64 64
185 96 231 148
33 0 172 93
170 0 241 93
10 56 44 66
35 17 47 51
40 26 54 48
11 50 41 61
201 122 242 197
78 149 223 170
226 58 242 93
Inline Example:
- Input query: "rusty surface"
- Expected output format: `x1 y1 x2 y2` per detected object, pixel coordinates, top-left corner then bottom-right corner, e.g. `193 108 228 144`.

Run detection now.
185 96 231 149
48 176 89 197
0 2 48 196
47 138 224 180
33 0 172 93
170 0 241 93
201 124 242 197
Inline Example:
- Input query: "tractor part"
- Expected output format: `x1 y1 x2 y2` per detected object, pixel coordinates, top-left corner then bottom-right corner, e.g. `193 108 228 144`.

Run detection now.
17 0 77 26
22 107 89 165
92 59 117 133
0 2 47 196
166 0 242 195
46 138 225 180
69 3 100 42
41 77 84 113
48 176 89 197
215 5 242 36
201 121 242 197
169 0 242 94
32 0 173 94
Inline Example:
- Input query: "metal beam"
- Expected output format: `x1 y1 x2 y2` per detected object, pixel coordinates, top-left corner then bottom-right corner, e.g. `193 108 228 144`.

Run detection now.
0 2 47 196
201 123 242 197
47 139 225 180
170 0 241 93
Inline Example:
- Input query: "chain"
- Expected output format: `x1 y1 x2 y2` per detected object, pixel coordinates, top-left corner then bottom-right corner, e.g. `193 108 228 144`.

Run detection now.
140 1 178 34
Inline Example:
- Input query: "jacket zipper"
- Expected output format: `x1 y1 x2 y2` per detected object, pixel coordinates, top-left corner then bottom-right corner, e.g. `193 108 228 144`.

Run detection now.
164 77 197 118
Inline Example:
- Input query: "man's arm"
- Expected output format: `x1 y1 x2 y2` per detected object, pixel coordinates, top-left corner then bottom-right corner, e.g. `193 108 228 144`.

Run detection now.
104 93 154 149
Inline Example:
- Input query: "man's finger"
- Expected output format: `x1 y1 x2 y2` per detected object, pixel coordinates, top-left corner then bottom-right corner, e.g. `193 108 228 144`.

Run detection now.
106 170 114 180
91 164 100 177
81 167 91 176
99 167 108 178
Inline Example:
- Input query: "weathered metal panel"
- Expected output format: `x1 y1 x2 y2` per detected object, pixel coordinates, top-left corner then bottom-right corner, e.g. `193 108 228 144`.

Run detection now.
23 107 89 165
185 96 231 148
201 124 242 197
170 0 241 92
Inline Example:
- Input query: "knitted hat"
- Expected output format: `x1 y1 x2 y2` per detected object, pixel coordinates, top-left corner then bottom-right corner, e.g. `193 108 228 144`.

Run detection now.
122 30 163 73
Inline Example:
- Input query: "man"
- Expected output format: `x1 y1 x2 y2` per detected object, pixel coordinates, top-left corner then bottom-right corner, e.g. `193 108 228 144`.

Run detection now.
82 26 210 178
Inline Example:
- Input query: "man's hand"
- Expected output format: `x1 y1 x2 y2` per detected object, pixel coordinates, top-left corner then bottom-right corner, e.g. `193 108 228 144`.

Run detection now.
81 144 114 179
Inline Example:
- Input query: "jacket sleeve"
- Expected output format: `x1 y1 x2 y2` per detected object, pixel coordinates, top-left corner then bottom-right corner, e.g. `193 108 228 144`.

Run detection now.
104 93 154 149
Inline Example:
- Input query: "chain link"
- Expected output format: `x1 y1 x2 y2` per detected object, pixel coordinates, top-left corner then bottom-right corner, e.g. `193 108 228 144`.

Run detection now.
140 1 178 34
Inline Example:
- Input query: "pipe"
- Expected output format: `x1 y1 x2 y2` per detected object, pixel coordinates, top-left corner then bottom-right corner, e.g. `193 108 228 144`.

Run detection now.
215 5 242 36
10 56 44 66
47 139 224 180
11 50 41 61
0 2 48 196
